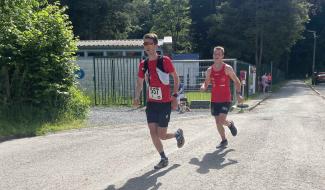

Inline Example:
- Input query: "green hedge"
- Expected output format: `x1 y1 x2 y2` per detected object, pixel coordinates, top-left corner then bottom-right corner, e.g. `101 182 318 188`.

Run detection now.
0 1 90 129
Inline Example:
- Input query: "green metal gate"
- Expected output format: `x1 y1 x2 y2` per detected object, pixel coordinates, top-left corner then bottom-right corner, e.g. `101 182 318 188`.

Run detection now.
93 56 141 105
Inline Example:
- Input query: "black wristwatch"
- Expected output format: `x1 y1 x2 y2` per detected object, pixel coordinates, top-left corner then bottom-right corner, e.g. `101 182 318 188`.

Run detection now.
172 93 178 98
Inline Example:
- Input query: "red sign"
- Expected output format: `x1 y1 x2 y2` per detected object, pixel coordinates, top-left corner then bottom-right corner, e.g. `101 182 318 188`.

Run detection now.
240 70 247 81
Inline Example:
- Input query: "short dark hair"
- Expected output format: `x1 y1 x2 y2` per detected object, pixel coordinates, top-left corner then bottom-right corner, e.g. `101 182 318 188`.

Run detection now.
143 33 158 45
213 46 225 55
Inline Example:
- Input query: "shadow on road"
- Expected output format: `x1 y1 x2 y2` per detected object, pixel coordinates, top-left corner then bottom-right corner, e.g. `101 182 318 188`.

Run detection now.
189 148 237 174
106 164 180 190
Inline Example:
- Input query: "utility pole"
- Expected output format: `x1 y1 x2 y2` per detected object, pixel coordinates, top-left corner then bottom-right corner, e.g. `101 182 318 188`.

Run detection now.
307 30 317 74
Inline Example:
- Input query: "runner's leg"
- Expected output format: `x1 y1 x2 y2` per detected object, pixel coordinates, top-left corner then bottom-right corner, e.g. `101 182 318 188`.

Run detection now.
157 127 175 140
215 115 226 140
148 123 164 153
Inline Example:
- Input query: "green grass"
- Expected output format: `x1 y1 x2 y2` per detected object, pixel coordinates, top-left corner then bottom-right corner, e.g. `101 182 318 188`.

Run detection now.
0 94 90 140
185 91 211 102
271 80 288 92
304 78 312 85
246 92 261 100
0 119 85 140
242 80 288 101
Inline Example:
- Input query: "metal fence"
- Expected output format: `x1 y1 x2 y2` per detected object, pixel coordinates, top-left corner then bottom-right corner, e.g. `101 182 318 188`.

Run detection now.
91 57 257 106
173 59 255 105
93 56 140 105
257 62 286 92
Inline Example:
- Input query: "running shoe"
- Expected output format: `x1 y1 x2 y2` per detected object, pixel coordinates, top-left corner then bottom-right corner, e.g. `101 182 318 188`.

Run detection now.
216 139 228 149
154 158 169 169
228 121 237 136
175 128 185 148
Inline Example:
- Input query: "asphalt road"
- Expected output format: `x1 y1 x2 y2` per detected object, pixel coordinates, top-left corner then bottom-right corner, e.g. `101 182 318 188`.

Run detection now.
313 83 325 98
0 80 324 190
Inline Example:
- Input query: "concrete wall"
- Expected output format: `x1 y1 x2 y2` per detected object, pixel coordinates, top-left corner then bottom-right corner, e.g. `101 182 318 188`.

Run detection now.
76 58 94 94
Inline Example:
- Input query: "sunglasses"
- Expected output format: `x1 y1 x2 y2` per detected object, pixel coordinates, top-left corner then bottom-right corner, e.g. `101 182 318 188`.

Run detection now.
143 42 155 46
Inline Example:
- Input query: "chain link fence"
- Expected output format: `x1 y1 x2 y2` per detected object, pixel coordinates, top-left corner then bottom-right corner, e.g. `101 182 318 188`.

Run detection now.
172 59 256 106
258 62 286 92
92 56 140 105
76 57 260 106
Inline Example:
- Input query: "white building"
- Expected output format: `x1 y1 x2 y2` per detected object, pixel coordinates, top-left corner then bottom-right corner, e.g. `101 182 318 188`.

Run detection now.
75 37 173 95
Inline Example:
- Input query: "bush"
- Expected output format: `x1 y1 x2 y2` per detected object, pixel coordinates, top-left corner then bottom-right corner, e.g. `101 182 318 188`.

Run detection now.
61 86 91 121
0 1 90 126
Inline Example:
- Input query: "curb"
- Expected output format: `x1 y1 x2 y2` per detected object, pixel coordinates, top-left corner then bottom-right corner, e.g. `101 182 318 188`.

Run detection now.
247 94 271 111
232 94 271 113
306 83 325 100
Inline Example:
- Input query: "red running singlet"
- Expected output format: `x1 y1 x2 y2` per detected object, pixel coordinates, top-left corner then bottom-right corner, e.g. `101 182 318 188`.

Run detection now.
210 64 231 103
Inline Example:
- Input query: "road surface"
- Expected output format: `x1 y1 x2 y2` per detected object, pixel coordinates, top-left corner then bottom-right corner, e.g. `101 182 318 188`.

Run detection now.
0 80 324 190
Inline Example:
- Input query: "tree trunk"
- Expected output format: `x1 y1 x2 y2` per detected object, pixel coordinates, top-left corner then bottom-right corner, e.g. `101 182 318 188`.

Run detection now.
1 66 11 105
259 28 264 74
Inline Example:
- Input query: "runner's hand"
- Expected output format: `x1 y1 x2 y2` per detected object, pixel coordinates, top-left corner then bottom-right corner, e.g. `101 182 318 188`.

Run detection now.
133 98 140 107
200 83 207 91
237 95 244 104
171 96 178 110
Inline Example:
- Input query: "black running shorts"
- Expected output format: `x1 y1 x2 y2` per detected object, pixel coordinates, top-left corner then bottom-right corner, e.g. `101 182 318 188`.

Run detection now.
211 102 231 116
146 102 171 128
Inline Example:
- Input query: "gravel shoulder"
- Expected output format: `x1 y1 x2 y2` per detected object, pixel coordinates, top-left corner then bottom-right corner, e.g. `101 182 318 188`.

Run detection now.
86 106 212 128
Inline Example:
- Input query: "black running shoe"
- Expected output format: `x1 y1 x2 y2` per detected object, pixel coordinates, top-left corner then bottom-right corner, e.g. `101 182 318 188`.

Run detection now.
216 139 228 149
154 158 169 169
175 128 185 148
228 121 237 136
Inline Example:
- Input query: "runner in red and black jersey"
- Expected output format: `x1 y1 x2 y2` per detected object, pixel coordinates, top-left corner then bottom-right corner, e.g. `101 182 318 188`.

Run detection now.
201 46 244 148
133 33 185 169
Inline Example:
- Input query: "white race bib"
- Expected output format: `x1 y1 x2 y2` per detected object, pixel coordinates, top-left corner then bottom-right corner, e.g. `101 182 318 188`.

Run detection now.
149 87 162 100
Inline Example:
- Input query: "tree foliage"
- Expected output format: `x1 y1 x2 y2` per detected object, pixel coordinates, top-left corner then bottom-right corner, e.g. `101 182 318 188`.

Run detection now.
289 0 325 76
58 0 192 52
150 0 192 53
189 0 310 76
60 0 133 40
190 0 218 57
0 0 89 122
124 0 153 39
47 0 325 76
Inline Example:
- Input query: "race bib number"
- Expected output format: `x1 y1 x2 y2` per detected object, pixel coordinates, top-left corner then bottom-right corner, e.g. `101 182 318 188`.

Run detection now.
149 87 162 100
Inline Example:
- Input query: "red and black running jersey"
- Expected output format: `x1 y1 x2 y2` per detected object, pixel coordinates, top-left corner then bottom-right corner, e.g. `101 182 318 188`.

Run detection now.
138 56 175 102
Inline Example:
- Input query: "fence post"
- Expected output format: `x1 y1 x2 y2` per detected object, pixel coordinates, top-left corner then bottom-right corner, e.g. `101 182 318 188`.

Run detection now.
93 56 97 105
233 59 238 105
111 59 115 103
270 61 273 92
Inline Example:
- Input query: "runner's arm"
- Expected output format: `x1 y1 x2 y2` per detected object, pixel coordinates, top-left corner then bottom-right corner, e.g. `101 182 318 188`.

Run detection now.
178 86 184 95
170 71 179 95
225 65 241 93
133 77 144 106
170 71 179 110
200 68 211 91
225 65 244 103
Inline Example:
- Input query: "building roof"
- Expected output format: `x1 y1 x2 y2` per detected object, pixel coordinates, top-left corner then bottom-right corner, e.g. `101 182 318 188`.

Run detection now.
77 39 165 48
172 53 200 60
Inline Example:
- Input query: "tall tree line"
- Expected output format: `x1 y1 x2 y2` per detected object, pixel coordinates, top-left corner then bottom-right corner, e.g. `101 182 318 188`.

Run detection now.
58 0 192 53
57 0 325 75
289 0 325 77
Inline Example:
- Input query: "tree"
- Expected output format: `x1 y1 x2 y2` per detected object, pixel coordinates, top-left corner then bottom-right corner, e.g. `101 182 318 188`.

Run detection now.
124 0 152 39
289 0 325 77
150 0 192 53
0 0 89 122
200 0 309 77
60 0 132 40
189 0 218 57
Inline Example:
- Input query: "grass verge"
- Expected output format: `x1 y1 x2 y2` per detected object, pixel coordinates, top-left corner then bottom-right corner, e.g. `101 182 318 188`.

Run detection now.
0 119 86 141
185 91 211 102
